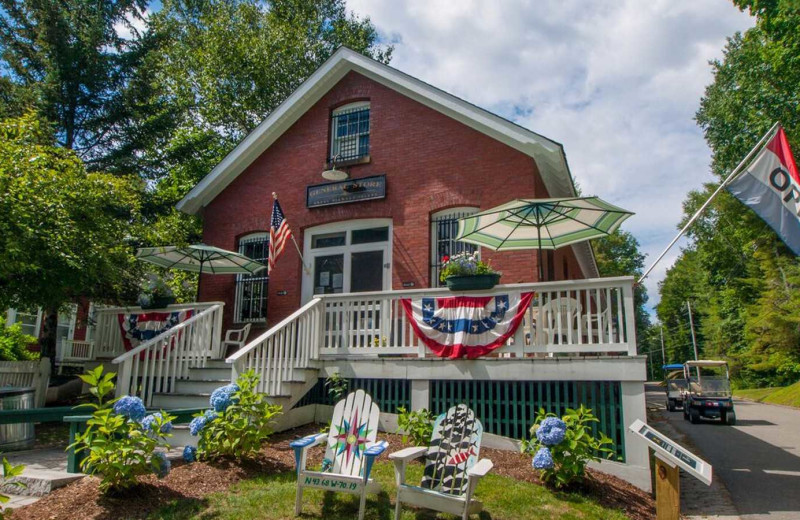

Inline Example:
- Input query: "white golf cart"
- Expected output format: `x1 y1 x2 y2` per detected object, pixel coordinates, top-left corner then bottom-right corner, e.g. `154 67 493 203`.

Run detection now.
682 360 736 425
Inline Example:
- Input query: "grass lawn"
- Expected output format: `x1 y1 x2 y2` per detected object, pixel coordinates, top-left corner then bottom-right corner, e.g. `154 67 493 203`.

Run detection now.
735 380 800 408
151 461 631 520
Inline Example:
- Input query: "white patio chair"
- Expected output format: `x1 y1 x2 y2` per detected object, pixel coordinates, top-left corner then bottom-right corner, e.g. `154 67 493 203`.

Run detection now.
390 404 493 520
537 297 582 345
222 323 251 357
290 389 387 520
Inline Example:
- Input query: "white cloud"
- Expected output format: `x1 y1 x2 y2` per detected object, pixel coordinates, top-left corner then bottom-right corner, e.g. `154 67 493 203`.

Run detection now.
349 0 753 311
114 7 149 41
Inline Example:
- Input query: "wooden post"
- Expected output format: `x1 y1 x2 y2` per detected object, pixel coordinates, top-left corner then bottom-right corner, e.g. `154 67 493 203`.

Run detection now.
655 456 680 520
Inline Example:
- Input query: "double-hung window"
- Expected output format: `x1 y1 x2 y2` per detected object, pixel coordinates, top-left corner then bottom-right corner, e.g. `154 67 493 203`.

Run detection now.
330 102 370 162
5 308 42 337
234 233 269 323
430 207 480 287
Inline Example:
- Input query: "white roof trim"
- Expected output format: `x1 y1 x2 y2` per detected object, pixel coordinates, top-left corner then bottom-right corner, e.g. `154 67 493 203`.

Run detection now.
177 46 597 278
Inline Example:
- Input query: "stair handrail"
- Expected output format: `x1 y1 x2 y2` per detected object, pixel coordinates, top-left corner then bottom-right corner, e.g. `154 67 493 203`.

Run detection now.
112 303 223 364
226 298 322 363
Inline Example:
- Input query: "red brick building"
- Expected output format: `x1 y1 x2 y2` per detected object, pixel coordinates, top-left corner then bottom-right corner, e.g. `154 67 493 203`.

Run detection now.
178 48 598 335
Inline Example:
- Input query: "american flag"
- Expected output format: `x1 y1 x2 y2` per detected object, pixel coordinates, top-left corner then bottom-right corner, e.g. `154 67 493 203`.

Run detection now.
268 198 292 274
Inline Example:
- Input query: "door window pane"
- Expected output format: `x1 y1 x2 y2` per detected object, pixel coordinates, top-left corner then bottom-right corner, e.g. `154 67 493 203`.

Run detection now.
314 254 344 294
350 251 384 292
351 227 389 245
312 232 346 249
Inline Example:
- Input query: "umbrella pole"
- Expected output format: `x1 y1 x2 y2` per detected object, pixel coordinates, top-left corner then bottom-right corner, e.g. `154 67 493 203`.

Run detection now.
196 258 203 302
538 245 544 282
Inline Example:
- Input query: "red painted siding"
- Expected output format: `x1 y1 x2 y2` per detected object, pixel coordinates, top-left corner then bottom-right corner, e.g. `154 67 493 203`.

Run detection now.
199 72 585 333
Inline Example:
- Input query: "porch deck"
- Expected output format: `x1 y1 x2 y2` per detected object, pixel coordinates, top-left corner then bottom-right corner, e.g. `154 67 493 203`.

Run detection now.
79 275 649 489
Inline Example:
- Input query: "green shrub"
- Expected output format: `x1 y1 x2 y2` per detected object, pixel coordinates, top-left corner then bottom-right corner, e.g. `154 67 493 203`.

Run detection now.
0 319 37 361
397 407 435 446
193 370 282 460
70 366 175 493
324 372 349 401
521 406 614 488
0 457 26 515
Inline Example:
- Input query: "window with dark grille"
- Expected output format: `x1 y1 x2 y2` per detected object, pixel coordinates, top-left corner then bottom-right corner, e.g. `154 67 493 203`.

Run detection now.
430 208 479 287
235 233 269 322
330 103 370 162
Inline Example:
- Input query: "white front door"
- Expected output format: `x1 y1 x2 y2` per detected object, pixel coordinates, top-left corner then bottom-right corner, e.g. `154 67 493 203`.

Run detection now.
301 219 392 304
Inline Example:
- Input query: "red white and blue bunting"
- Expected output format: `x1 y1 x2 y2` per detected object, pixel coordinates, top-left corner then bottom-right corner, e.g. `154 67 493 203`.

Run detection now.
400 293 533 359
117 310 194 351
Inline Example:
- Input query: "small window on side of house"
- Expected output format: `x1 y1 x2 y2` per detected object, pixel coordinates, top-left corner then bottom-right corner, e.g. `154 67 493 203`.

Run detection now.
430 207 480 287
330 102 370 162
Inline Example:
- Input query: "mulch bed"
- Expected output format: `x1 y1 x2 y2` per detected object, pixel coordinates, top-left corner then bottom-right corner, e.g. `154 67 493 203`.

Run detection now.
12 425 655 520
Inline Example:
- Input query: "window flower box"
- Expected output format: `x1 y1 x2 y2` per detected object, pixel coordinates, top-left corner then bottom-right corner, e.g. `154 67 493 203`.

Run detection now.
444 273 501 291
439 252 501 291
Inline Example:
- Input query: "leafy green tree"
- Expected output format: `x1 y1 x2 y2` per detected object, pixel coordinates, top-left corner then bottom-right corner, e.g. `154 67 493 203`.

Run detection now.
0 113 142 368
0 0 157 158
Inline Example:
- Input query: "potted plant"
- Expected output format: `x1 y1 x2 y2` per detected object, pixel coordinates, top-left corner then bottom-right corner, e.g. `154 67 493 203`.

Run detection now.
439 252 501 291
137 274 176 309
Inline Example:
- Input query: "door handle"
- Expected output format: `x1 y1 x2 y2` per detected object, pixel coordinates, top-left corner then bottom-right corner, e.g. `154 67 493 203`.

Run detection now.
383 263 391 269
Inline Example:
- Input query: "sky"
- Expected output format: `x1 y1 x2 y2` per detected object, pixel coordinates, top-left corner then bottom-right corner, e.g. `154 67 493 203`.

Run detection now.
346 0 755 311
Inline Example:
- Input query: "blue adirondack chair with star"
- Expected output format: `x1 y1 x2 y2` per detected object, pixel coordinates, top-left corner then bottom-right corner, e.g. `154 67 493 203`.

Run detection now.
290 389 387 520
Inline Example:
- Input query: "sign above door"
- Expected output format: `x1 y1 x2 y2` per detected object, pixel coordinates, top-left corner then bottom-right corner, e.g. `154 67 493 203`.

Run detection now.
306 174 386 208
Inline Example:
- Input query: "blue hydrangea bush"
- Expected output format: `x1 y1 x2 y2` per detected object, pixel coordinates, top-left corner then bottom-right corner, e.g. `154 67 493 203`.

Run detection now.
187 370 282 460
70 366 175 493
521 405 614 488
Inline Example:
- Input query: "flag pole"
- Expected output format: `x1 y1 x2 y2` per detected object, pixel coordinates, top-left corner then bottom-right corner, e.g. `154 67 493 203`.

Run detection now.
638 122 781 284
272 192 311 275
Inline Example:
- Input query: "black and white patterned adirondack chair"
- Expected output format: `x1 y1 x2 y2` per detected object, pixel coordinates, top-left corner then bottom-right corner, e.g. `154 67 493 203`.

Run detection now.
390 404 493 520
290 389 387 520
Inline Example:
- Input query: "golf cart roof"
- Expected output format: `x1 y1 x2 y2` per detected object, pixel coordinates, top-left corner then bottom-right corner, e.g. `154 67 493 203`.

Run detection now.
662 364 684 370
684 360 728 367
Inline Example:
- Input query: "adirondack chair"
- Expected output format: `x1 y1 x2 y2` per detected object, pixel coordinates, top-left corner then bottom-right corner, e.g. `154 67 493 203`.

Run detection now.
290 389 387 520
390 404 493 520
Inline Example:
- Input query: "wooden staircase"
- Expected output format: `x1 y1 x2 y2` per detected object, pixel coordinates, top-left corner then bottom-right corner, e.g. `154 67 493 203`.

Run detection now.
150 360 320 410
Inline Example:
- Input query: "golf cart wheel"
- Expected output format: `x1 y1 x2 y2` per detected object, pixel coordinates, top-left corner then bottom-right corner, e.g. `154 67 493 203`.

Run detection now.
690 409 700 424
667 400 675 412
726 411 736 426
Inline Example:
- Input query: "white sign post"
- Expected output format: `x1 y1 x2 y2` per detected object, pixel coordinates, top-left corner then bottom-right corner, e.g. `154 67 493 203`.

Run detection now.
629 419 713 520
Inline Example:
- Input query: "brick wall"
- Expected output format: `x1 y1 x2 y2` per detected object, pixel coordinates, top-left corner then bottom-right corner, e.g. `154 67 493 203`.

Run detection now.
199 71 585 333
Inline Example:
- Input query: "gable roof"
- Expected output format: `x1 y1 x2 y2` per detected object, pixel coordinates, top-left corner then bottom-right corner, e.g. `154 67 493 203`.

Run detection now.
176 46 598 278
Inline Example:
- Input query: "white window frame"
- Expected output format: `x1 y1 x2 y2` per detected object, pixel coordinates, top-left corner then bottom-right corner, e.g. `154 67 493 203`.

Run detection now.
430 207 480 287
5 308 43 338
234 232 269 323
330 101 370 162
301 218 392 304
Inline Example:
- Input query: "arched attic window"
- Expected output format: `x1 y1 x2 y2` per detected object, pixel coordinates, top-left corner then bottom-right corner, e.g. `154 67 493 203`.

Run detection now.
330 101 370 163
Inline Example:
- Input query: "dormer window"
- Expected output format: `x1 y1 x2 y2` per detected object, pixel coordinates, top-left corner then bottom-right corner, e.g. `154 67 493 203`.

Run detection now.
330 102 370 162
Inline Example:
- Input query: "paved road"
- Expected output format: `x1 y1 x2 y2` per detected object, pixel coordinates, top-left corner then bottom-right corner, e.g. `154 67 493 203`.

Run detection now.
646 384 800 520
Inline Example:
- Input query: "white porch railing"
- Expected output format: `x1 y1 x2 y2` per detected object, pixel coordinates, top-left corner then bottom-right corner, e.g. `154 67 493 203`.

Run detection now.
112 303 224 405
319 276 637 357
227 299 323 396
228 276 638 396
94 302 218 360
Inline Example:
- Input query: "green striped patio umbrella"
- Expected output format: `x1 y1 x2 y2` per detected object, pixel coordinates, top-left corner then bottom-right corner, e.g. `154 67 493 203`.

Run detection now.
136 244 266 299
456 197 633 280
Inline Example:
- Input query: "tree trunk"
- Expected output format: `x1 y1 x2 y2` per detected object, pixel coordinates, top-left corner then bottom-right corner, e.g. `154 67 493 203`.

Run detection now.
40 308 58 374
